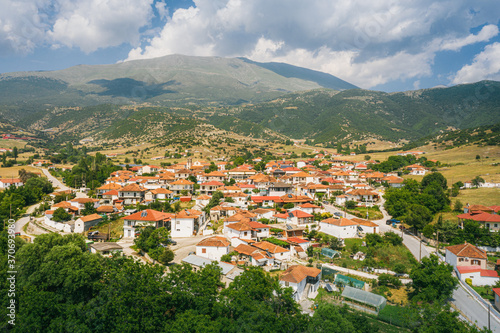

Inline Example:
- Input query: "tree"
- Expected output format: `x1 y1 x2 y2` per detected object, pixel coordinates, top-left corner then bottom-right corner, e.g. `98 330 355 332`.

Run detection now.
329 236 343 250
307 246 314 257
364 155 371 161
410 254 457 304
471 176 485 188
476 154 481 160
12 146 18 160
422 224 435 239
81 201 97 216
52 207 71 222
405 204 432 231
383 232 403 246
421 172 448 191
158 248 175 265
345 200 357 209
453 200 463 212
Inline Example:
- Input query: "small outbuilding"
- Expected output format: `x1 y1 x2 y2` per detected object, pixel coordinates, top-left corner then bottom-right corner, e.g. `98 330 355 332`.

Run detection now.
341 286 387 313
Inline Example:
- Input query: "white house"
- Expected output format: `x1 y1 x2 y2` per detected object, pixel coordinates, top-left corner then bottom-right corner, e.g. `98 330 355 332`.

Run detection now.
445 243 488 270
233 243 274 266
253 241 291 262
171 209 203 238
224 220 270 244
74 214 102 233
456 266 500 286
196 236 231 261
279 265 322 301
0 178 23 189
319 218 358 239
122 209 172 239
351 218 379 234
273 210 314 225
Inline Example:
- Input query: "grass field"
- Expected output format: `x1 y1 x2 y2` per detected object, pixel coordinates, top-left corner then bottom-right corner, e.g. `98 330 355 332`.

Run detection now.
455 188 500 206
0 165 42 178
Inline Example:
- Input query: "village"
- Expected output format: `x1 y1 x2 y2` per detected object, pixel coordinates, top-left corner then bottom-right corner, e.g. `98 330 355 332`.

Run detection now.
3 145 498 328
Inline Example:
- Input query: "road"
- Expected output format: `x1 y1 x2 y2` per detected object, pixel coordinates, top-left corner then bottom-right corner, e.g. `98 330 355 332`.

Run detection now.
452 282 500 332
39 167 70 191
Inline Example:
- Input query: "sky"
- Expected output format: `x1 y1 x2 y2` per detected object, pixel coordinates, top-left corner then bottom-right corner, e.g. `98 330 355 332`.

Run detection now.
1 0 500 92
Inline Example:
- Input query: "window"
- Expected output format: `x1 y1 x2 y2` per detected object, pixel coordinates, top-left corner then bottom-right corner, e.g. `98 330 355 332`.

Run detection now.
496 224 498 228
244 232 248 236
487 223 490 228
459 258 464 262
471 260 480 265
202 248 206 254
285 281 289 286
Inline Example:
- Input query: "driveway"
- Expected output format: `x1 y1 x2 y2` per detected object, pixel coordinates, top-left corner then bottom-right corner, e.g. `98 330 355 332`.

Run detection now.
170 234 208 263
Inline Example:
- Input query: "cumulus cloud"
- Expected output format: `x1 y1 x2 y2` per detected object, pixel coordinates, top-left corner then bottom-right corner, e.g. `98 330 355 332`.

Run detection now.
49 0 154 53
440 24 499 51
0 0 50 55
451 42 500 84
125 0 500 88
0 0 155 55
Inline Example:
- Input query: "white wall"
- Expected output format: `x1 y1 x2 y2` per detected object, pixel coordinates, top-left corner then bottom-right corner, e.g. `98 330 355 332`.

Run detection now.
320 222 357 238
171 217 194 238
196 246 229 261
445 250 457 268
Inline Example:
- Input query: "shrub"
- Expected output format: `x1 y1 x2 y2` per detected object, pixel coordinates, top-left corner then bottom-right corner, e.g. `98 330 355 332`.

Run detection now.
465 278 472 286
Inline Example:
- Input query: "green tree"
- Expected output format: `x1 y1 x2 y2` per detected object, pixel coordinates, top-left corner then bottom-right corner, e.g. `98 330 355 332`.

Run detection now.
81 201 97 216
52 207 72 222
471 176 485 188
410 254 457 304
329 236 343 250
158 248 175 265
345 200 357 209
364 155 371 161
421 172 448 191
405 204 432 231
454 200 463 212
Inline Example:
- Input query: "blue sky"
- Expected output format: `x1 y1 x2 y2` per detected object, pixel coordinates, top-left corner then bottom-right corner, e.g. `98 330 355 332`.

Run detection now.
1 0 499 92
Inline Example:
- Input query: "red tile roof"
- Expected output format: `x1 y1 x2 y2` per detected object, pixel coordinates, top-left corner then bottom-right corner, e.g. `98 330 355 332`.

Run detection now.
445 243 487 259
280 265 321 283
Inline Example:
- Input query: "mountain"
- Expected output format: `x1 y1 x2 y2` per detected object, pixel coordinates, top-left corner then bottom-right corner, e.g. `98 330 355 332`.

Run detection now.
214 81 500 144
0 54 358 122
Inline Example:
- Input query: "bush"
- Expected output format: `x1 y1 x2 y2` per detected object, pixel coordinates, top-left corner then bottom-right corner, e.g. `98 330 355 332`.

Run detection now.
465 278 472 286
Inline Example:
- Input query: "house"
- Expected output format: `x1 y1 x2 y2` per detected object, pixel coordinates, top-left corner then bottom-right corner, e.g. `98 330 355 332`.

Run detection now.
196 236 231 261
253 241 290 262
169 179 194 195
493 289 500 311
123 209 172 238
171 209 204 238
89 242 123 257
74 214 102 233
287 237 311 252
118 183 147 205
200 181 224 195
445 243 487 270
456 266 499 286
457 210 500 231
225 220 270 242
233 243 274 266
70 197 100 212
0 178 23 189
273 210 314 225
196 194 211 207
320 218 358 239
145 188 173 201
351 218 379 234
96 183 122 197
268 182 293 196
279 265 322 301
181 255 243 287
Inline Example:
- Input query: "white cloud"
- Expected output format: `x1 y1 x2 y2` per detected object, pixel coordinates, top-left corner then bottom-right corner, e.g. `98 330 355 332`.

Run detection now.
440 24 499 51
0 0 50 55
451 42 500 84
125 0 500 88
49 0 154 53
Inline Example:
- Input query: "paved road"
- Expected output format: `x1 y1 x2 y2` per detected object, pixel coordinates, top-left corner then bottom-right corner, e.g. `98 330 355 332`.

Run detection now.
452 282 500 332
39 167 70 191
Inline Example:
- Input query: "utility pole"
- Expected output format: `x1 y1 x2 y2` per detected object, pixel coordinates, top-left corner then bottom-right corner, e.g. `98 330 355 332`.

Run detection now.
419 238 422 261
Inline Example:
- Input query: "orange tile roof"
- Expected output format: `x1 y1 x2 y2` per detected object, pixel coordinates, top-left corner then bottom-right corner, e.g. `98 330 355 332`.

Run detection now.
80 214 102 222
280 265 321 283
321 217 358 226
445 243 487 259
253 241 289 254
197 236 230 247
124 209 172 222
119 183 146 192
171 179 194 185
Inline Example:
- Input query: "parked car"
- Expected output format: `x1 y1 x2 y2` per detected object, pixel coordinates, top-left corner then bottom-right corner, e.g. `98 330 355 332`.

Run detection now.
88 231 99 237
334 212 343 217
166 238 177 246
386 218 400 225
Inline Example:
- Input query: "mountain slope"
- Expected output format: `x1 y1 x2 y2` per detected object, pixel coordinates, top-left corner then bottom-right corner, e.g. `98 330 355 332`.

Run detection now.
0 55 358 117
221 81 500 143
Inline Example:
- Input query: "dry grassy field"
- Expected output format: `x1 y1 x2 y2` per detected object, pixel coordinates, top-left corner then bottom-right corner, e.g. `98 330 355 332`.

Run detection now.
455 188 500 206
0 165 41 178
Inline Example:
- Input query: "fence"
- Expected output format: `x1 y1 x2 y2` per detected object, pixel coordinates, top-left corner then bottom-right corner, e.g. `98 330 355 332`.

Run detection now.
459 279 500 322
